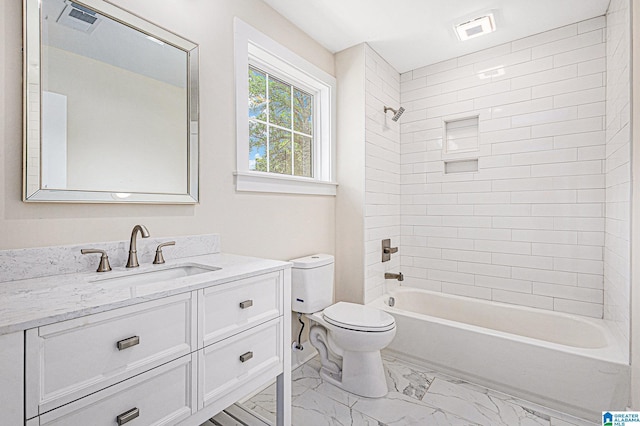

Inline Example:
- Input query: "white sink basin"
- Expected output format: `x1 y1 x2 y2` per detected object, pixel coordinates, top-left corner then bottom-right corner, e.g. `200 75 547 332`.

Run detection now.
91 263 220 287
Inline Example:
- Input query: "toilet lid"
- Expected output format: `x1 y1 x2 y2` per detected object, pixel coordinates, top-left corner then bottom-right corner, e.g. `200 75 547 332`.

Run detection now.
323 302 395 332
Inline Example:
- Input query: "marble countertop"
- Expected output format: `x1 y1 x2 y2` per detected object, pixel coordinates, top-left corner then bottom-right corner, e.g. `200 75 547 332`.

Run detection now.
0 253 290 335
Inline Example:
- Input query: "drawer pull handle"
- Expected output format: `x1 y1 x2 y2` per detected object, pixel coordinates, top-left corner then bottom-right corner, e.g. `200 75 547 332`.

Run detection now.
116 407 140 425
239 351 253 363
239 300 253 309
117 336 140 351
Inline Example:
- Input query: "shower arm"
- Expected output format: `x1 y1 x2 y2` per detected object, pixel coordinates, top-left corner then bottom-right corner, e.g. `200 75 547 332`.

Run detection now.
383 105 405 121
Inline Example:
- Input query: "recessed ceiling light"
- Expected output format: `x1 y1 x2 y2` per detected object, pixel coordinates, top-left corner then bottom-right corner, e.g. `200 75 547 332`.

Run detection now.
455 13 496 41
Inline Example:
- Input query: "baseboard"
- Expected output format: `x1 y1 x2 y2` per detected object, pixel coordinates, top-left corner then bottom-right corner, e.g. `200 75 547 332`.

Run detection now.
292 340 318 369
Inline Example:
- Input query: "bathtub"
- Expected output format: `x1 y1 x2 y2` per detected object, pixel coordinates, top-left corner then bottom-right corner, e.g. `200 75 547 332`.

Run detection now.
371 287 630 422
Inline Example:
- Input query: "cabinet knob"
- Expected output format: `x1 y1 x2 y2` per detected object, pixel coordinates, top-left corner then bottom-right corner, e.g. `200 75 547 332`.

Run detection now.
239 351 253 363
117 335 140 351
116 407 139 425
239 300 253 309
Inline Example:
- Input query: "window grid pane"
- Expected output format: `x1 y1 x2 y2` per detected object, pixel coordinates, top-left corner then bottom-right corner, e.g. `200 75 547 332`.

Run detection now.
248 65 313 178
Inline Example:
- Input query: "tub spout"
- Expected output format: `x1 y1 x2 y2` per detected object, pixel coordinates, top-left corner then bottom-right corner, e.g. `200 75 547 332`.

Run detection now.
385 272 403 281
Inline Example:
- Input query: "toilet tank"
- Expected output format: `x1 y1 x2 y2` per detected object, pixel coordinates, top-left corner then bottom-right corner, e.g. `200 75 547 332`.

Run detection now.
290 254 334 314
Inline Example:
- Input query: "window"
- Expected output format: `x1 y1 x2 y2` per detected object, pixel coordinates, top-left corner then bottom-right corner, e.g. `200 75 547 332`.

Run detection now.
234 19 336 195
248 66 313 177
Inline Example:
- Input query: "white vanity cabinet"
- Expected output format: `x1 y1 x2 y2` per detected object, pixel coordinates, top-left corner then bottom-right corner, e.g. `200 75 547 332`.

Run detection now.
0 331 24 426
21 267 291 426
32 354 196 426
25 293 196 417
198 271 283 348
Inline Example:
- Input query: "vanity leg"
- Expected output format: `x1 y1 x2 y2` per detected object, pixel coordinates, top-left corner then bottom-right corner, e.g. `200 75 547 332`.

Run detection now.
276 269 292 425
276 371 291 426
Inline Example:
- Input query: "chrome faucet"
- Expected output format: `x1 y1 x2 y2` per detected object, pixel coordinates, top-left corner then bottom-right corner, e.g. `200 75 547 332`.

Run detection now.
126 225 150 268
385 272 404 282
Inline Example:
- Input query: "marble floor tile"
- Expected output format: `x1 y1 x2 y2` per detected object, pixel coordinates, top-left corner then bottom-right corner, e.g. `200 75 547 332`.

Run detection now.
242 355 598 426
291 359 323 398
242 385 277 420
352 391 475 425
383 356 436 400
292 389 377 426
420 378 550 426
313 381 361 408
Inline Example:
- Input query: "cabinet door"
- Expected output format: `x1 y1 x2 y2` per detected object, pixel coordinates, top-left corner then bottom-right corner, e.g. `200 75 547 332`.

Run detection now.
198 271 282 348
37 354 196 426
26 292 196 416
198 317 283 410
0 331 24 425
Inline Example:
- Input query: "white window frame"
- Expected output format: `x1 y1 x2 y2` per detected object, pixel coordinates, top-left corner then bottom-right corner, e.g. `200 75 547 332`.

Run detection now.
234 18 337 195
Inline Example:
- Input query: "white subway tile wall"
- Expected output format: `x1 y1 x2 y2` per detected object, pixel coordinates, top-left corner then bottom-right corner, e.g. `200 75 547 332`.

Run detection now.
399 17 608 318
605 0 631 343
364 45 401 303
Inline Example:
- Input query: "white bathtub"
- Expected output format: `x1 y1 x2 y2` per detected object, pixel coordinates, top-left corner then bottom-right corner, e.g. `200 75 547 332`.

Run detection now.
371 287 630 421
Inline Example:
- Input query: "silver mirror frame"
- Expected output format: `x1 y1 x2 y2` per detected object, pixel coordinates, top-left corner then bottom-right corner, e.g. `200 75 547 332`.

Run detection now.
23 0 200 204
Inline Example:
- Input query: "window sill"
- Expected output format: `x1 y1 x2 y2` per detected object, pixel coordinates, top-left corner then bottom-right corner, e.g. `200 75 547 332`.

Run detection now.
234 172 337 195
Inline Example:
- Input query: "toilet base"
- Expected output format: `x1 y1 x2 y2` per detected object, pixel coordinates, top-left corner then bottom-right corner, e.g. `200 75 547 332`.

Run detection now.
319 350 388 398
306 310 395 399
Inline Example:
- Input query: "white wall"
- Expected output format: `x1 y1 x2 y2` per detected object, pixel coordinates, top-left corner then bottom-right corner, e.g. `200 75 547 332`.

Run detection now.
0 0 335 262
335 44 366 304
605 0 632 349
363 45 401 303
399 17 607 318
335 43 401 305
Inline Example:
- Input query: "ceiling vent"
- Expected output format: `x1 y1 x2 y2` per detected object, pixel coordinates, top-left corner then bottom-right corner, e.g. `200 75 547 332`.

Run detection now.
455 13 496 41
56 1 102 34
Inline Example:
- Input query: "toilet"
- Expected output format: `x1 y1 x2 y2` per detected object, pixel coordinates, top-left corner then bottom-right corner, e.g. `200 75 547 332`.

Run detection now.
290 254 396 398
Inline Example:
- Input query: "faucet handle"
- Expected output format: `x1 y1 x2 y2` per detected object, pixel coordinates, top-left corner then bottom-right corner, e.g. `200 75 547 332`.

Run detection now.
381 238 399 262
153 241 176 264
81 249 112 272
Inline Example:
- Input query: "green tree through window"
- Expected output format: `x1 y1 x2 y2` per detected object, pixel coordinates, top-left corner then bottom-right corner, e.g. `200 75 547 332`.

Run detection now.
248 66 313 177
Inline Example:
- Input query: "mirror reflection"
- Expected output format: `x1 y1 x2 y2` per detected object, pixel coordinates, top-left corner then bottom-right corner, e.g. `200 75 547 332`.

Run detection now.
24 0 199 203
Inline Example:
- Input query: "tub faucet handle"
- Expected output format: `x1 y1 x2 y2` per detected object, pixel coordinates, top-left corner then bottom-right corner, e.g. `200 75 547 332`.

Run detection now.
382 238 398 262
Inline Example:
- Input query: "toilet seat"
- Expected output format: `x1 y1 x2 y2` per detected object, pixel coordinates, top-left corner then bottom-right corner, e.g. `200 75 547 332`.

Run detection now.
323 302 395 332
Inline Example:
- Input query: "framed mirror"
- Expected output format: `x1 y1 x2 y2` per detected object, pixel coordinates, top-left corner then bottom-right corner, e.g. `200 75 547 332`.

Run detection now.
23 0 199 203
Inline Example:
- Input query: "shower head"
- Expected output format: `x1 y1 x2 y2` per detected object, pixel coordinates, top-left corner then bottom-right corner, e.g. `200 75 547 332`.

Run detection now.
384 106 405 122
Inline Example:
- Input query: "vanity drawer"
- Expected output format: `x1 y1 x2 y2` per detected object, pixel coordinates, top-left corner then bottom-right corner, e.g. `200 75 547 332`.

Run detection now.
31 354 196 426
198 271 282 347
26 292 196 417
198 317 283 409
